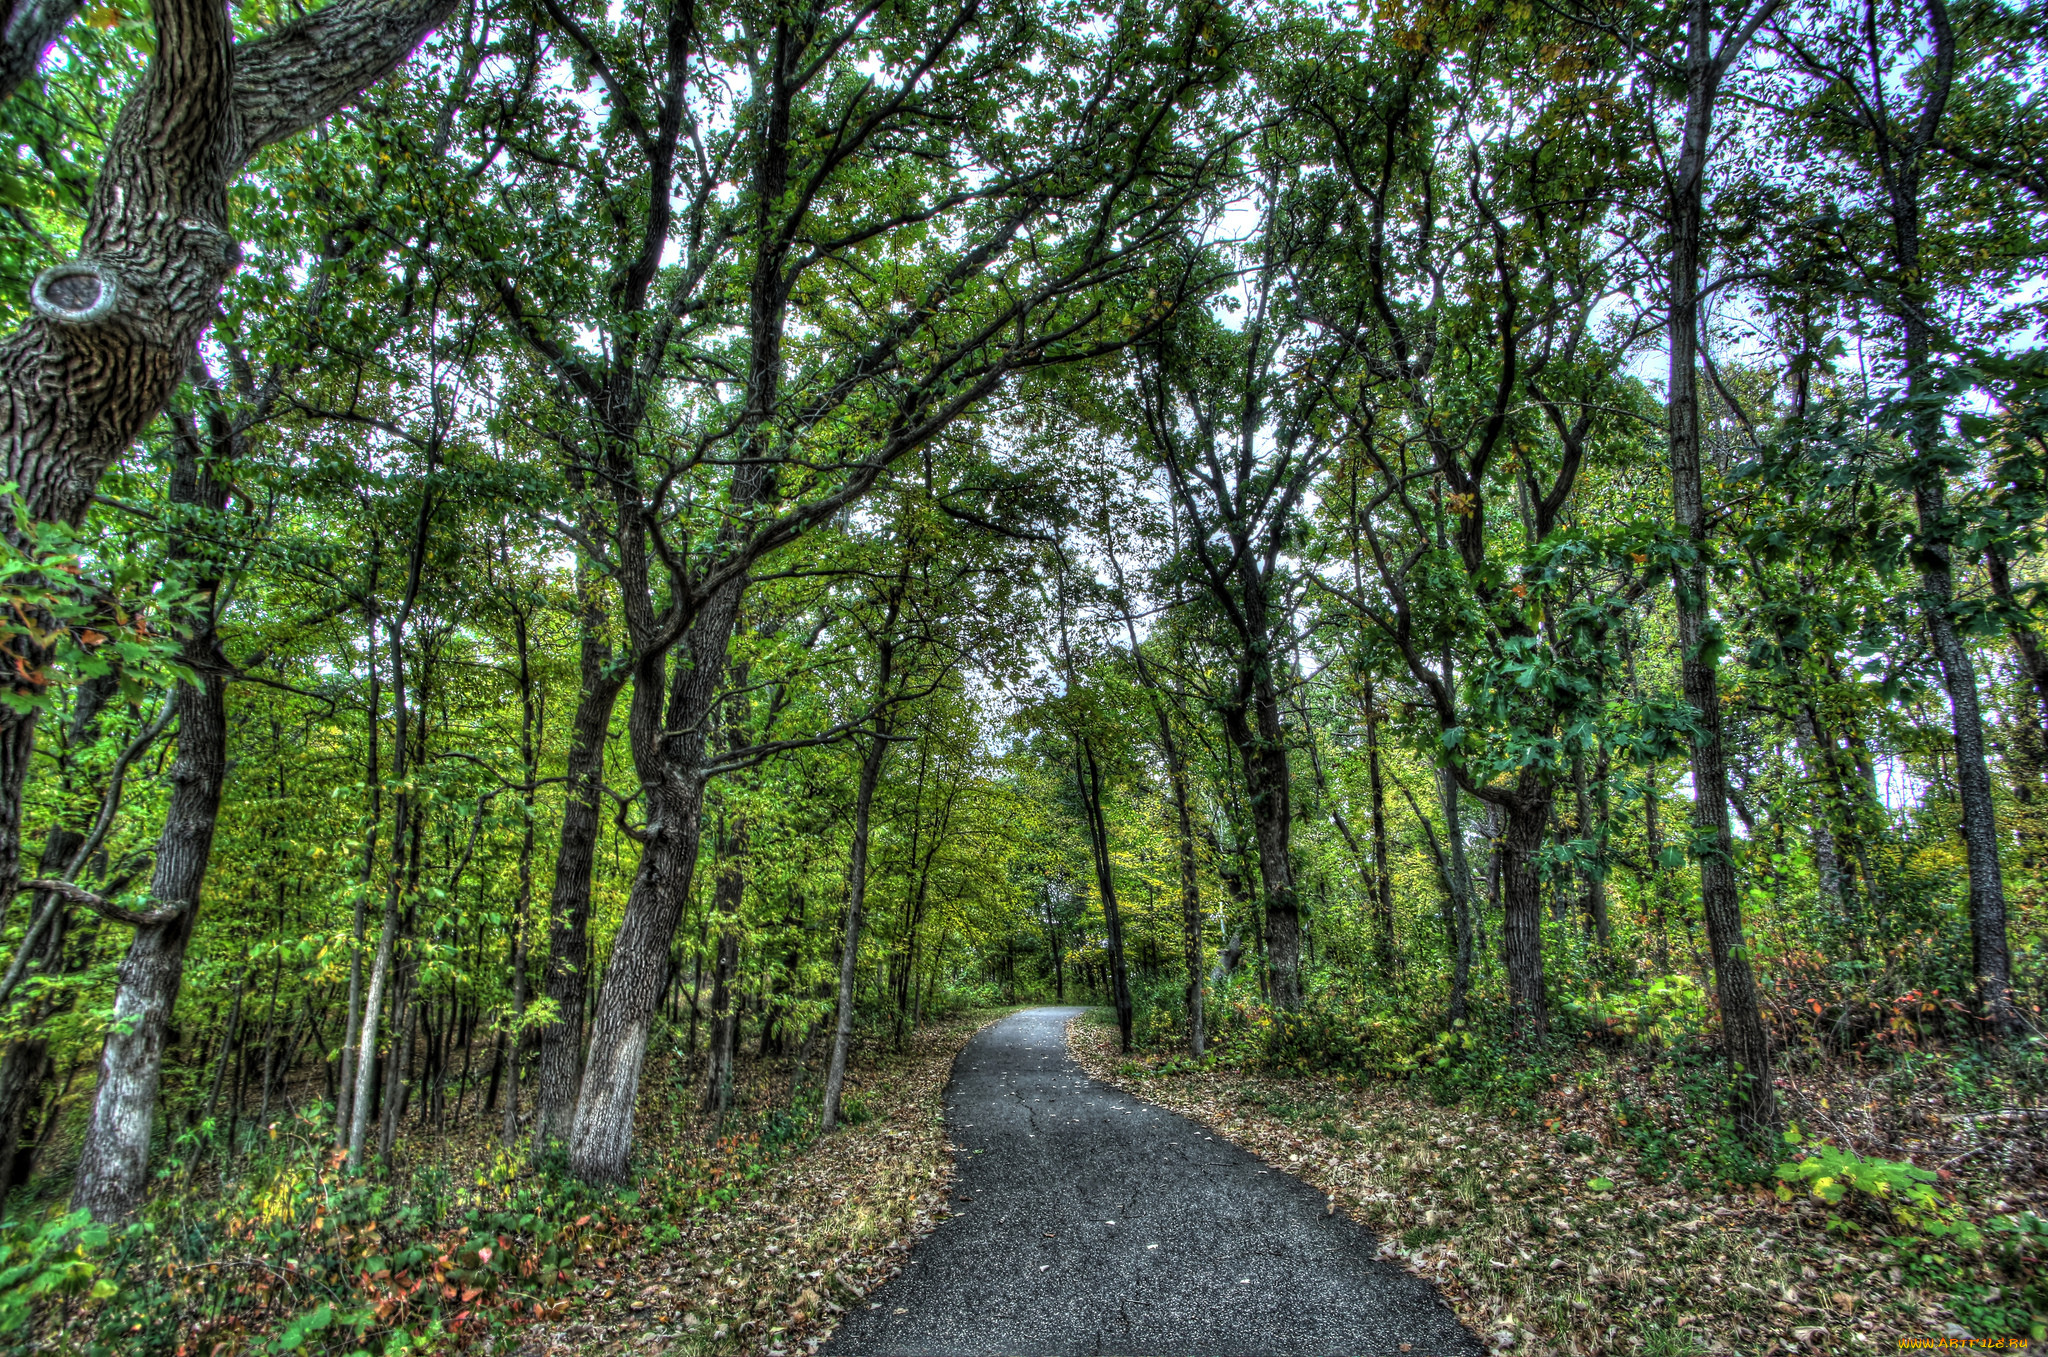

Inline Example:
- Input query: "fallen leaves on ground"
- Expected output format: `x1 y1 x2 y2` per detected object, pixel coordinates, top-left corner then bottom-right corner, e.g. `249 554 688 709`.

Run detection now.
527 1009 1008 1357
1066 1014 2045 1357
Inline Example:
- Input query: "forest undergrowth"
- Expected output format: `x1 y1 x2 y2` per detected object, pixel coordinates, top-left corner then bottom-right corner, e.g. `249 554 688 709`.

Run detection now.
1069 1012 2048 1356
5 1009 1006 1357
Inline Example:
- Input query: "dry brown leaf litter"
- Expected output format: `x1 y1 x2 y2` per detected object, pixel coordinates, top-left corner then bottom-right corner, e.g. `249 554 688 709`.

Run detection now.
527 1009 1008 1357
1065 1013 2045 1357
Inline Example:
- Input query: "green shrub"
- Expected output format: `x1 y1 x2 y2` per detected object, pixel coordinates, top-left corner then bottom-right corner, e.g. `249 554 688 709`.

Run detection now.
1559 975 1709 1044
1773 1132 1980 1247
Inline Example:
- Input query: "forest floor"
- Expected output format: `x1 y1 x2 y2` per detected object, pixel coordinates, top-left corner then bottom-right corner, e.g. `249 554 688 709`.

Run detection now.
524 1006 1012 1357
1067 1013 2048 1357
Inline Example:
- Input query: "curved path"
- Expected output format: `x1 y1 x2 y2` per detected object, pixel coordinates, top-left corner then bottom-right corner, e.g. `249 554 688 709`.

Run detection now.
824 1007 1481 1357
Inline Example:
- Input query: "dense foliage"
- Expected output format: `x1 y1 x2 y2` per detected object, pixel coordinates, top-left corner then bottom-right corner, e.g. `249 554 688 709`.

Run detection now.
0 0 2045 1347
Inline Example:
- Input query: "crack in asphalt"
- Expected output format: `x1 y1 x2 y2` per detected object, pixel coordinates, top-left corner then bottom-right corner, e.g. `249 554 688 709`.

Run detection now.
822 1008 1483 1357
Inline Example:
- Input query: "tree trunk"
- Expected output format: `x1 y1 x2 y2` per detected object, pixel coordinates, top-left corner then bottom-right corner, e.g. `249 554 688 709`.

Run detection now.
69 434 230 1223
1668 13 1776 1127
503 590 540 1146
1496 781 1550 1037
565 575 744 1183
534 579 623 1148
701 814 745 1127
1438 766 1476 1022
1572 750 1612 947
1363 677 1396 975
336 601 378 1148
1079 740 1132 1050
821 722 889 1131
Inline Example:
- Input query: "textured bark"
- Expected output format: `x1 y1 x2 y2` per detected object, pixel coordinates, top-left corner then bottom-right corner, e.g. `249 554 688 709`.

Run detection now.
565 575 743 1182
1667 0 1777 1129
534 572 622 1148
0 0 79 105
70 443 229 1222
1498 778 1550 1037
0 0 456 1012
1221 692 1302 1011
820 718 887 1132
2 0 456 530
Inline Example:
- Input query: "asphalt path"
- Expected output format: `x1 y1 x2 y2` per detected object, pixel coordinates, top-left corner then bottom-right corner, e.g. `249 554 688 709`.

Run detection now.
823 1007 1482 1357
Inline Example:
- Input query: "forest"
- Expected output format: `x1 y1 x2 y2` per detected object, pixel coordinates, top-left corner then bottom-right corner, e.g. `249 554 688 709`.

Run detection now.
0 0 2043 1349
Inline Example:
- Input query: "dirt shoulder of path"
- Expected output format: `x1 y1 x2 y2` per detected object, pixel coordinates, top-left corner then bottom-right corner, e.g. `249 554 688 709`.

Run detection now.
1066 1013 2040 1357
533 1009 1008 1357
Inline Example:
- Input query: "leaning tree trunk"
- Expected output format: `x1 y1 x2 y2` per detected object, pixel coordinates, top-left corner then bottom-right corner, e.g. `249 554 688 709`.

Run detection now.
70 441 231 1222
566 574 746 1183
534 580 623 1148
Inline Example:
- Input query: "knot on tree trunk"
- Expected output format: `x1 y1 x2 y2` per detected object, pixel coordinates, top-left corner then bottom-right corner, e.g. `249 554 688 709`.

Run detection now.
29 264 119 326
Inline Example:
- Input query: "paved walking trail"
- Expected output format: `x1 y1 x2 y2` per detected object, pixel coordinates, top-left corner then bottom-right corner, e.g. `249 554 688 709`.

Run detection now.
824 1007 1481 1356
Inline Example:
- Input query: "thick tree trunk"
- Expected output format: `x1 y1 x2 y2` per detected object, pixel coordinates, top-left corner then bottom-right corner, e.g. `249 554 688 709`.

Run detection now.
534 580 622 1148
1496 780 1550 1037
565 576 744 1183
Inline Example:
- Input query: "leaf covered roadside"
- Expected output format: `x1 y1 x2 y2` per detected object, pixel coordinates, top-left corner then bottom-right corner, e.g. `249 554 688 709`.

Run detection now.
6 1010 1002 1357
1066 1014 2047 1356
523 1010 998 1357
